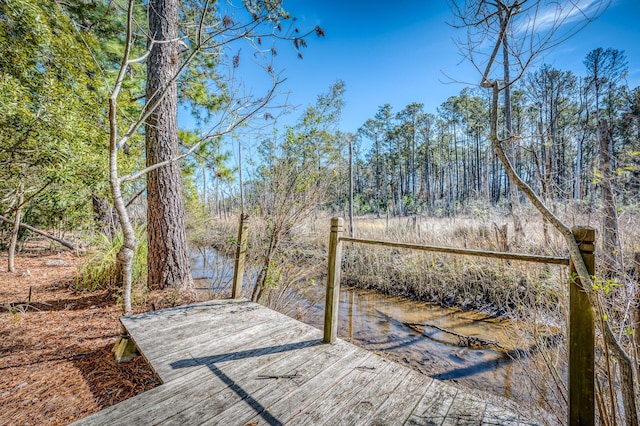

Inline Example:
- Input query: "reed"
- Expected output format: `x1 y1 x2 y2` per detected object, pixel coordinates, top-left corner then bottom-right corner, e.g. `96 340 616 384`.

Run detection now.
339 214 568 317
203 210 640 423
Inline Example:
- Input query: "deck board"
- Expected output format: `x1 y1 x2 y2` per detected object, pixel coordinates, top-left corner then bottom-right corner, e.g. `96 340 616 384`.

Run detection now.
243 350 378 425
202 342 364 426
72 298 543 425
367 367 435 426
321 360 412 426
292 356 397 425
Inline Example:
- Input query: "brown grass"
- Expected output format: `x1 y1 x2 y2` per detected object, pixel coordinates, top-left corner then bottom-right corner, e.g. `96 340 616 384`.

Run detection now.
201 213 570 317
319 213 567 321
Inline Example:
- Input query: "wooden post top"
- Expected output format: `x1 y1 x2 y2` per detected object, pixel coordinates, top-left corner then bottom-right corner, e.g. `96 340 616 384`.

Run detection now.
571 227 595 242
331 217 344 229
572 227 595 253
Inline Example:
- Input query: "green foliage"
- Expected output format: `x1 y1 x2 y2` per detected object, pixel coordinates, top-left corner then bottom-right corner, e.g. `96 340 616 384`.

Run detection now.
0 0 109 230
402 194 417 214
590 275 620 295
180 129 234 207
250 83 345 229
264 261 283 290
247 82 346 301
77 227 148 292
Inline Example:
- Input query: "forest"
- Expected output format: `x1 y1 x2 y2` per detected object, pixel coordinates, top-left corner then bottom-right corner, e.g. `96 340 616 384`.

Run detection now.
1 0 639 425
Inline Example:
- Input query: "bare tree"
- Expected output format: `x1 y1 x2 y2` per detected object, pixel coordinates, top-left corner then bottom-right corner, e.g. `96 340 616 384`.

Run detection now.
450 1 637 424
107 0 322 360
248 81 345 303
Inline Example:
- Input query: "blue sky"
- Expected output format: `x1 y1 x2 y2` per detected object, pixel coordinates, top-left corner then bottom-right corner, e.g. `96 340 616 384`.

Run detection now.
179 0 640 144
241 0 640 133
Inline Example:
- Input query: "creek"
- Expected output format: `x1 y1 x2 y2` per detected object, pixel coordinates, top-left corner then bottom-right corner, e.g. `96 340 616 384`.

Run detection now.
191 247 558 404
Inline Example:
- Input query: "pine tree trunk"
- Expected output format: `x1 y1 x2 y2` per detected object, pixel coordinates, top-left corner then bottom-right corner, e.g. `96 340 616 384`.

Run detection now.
574 135 584 201
598 120 620 279
8 182 24 273
348 135 354 237
424 140 432 210
146 0 193 291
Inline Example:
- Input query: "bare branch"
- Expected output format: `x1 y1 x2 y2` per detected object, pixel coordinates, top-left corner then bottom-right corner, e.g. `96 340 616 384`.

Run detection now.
121 75 282 183
0 214 77 251
449 0 608 89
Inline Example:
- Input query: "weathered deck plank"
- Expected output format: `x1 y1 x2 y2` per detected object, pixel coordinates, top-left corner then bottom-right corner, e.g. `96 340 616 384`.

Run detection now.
406 378 459 425
292 356 398 425
151 319 295 381
200 341 363 426
156 327 324 425
238 346 375 425
321 360 412 425
367 368 436 426
73 298 543 426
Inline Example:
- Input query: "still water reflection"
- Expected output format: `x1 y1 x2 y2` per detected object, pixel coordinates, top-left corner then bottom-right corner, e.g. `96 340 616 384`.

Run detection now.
191 248 552 402
297 287 540 400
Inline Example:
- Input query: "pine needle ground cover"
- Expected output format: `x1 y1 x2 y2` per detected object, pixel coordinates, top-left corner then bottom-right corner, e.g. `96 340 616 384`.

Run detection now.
0 251 160 425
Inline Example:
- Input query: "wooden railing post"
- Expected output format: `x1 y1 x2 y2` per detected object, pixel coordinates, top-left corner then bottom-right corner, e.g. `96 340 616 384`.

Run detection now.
635 252 640 376
569 227 595 426
232 213 248 299
324 217 343 344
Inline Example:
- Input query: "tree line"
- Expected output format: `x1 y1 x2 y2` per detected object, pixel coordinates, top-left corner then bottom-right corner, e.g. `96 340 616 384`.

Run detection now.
339 50 639 218
3 1 638 286
2 1 638 419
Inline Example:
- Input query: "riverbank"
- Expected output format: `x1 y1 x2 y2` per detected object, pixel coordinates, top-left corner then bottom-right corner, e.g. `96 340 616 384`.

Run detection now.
191 213 585 421
201 213 570 321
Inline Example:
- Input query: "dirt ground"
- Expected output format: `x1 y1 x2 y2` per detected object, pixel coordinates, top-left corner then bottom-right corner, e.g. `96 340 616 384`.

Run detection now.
0 251 169 425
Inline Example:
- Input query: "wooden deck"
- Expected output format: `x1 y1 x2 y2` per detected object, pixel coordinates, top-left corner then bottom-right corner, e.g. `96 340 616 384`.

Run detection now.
73 299 542 425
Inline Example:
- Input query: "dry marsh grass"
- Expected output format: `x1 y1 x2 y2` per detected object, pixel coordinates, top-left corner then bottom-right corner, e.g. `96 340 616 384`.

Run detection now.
201 210 639 320
341 214 568 319
200 210 640 423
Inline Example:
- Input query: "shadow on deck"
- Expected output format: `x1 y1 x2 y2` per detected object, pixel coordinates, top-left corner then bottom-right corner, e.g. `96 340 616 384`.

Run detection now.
72 298 543 425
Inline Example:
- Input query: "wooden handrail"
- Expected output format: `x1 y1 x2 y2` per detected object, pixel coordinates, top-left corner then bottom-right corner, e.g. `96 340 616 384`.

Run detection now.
339 236 570 265
324 219 595 426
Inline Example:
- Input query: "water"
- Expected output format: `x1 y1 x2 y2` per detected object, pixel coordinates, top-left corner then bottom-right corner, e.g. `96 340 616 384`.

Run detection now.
191 249 559 402
190 247 234 282
190 247 241 297
296 286 554 401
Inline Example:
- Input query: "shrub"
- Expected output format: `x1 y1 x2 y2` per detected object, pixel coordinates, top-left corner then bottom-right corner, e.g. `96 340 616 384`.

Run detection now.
76 227 147 292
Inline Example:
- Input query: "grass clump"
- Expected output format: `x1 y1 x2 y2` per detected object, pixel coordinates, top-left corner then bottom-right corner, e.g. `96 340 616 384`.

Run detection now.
339 215 567 316
76 227 147 292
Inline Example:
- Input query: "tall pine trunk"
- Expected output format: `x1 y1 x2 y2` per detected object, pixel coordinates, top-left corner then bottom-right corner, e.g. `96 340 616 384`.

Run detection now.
598 120 620 278
8 181 24 273
146 0 193 290
348 135 354 237
574 136 584 201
